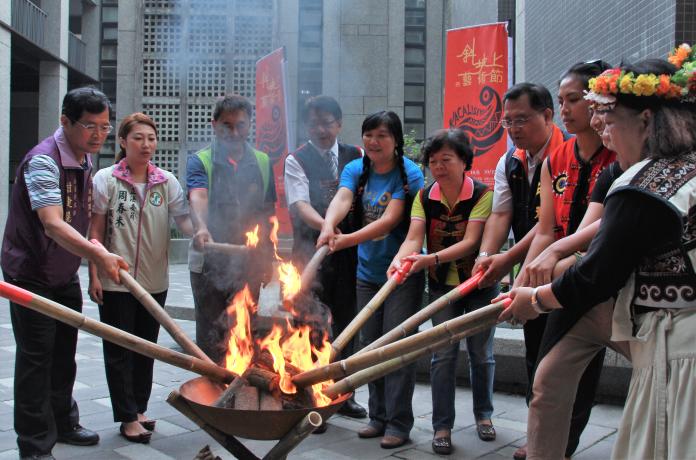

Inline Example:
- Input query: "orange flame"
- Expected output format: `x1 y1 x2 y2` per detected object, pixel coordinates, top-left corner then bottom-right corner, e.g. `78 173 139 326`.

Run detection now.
269 216 281 260
224 286 257 375
259 325 296 394
278 262 302 301
245 225 259 247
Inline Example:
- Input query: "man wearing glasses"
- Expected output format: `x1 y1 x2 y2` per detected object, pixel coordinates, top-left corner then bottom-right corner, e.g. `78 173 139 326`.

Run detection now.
284 95 366 422
2 87 127 460
472 83 569 459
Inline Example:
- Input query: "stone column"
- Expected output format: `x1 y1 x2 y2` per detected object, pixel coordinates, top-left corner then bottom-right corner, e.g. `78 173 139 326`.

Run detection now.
38 0 69 140
0 2 11 234
81 0 102 81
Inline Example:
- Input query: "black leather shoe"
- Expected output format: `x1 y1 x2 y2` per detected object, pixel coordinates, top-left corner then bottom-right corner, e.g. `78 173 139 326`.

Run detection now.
337 397 367 419
20 455 56 460
56 424 99 446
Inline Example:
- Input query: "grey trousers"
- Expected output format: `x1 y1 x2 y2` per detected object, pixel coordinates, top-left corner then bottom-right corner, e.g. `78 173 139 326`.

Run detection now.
526 300 631 460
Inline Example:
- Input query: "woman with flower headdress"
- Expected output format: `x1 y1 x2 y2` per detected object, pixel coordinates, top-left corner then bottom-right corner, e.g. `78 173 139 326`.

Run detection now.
510 60 622 460
498 45 696 460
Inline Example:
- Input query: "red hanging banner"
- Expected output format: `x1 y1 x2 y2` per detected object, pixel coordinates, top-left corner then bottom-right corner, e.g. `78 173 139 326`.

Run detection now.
255 47 293 235
443 23 510 188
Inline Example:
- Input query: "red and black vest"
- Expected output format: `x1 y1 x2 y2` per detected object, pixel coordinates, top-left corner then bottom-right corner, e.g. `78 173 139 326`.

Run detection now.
547 138 616 239
421 176 489 285
505 124 570 242
289 142 362 265
1 135 93 288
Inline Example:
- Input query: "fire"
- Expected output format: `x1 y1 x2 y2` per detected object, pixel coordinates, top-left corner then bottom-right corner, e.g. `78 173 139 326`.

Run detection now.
222 216 334 408
269 216 281 260
245 225 259 247
224 286 257 375
278 262 302 301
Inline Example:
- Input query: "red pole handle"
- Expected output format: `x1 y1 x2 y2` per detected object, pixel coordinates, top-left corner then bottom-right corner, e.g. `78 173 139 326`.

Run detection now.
392 256 415 284
455 270 484 296
0 281 35 306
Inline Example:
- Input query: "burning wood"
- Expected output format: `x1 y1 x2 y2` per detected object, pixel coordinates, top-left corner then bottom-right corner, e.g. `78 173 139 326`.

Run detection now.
213 229 338 412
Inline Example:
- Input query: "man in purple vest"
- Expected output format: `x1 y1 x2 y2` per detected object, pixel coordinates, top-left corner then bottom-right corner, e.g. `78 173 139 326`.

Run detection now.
1 87 127 460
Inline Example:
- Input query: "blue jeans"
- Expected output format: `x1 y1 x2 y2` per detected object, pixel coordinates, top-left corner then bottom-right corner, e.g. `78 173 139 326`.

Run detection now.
429 282 499 431
357 272 425 438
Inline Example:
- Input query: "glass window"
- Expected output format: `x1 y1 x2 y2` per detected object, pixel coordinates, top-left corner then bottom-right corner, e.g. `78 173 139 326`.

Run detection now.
405 0 426 8
404 105 423 120
300 28 321 44
102 6 118 23
405 48 425 66
299 48 321 65
103 25 117 41
405 67 425 84
101 45 117 60
405 30 425 44
300 10 322 27
404 85 425 102
405 10 425 26
101 66 116 80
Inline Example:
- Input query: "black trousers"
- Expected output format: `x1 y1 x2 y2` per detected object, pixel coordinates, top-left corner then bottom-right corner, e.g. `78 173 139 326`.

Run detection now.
99 290 166 423
315 248 358 359
5 273 81 456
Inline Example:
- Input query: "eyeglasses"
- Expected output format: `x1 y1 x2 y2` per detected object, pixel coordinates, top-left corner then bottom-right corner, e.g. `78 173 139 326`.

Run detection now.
307 119 338 130
500 117 531 129
73 120 114 134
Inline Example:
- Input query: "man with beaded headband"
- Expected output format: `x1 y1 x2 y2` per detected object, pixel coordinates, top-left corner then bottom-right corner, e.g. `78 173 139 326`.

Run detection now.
498 44 696 459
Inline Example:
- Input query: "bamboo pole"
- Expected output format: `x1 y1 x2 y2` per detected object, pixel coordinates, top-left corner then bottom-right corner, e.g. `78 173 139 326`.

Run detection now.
329 258 414 361
0 281 237 384
119 269 214 364
298 245 330 292
261 411 323 460
322 303 510 399
358 270 484 355
294 297 510 388
204 242 248 256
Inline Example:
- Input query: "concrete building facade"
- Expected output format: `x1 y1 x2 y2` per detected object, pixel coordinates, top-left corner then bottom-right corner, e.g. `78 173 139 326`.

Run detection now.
0 0 102 236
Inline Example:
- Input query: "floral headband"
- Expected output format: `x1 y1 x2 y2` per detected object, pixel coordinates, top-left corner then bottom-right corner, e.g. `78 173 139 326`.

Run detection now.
585 43 695 107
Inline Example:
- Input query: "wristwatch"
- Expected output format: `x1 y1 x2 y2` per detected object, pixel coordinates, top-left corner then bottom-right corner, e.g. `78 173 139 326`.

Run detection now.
530 287 552 314
476 251 490 259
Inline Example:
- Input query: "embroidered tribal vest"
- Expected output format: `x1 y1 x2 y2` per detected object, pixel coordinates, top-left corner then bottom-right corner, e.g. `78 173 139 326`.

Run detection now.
505 125 570 242
1 136 92 288
548 138 615 239
289 143 362 265
421 178 489 285
611 152 696 311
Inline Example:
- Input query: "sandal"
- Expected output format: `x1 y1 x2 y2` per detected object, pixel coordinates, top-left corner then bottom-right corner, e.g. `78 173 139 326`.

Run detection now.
139 420 156 431
476 421 496 441
432 435 452 455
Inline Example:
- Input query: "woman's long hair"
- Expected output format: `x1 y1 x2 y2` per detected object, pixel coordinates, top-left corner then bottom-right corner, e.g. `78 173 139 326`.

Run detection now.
352 111 410 230
115 112 158 163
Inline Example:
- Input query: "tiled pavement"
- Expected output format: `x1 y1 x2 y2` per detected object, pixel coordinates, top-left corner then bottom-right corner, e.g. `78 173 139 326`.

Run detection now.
0 265 622 459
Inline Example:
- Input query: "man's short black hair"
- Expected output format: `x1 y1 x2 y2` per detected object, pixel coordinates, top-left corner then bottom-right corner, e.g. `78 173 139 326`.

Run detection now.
504 82 554 115
303 95 342 123
213 94 253 121
61 87 112 122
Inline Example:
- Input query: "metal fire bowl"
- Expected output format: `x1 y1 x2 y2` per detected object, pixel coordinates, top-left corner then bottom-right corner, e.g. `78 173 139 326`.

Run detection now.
178 376 351 440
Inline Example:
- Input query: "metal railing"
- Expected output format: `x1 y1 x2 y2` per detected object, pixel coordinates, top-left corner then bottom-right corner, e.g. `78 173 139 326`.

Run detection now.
68 32 87 73
11 0 47 48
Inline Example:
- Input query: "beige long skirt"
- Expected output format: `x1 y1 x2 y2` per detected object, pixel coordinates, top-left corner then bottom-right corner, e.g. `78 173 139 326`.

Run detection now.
612 308 696 460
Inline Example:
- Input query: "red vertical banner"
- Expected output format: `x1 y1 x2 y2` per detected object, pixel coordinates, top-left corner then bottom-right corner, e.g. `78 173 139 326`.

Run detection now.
256 47 293 235
443 23 510 188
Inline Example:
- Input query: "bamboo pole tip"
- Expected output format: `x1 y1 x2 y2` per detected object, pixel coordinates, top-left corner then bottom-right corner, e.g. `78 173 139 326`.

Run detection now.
307 411 323 428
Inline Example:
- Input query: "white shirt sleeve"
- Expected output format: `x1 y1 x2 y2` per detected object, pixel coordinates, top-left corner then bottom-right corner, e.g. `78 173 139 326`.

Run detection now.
167 174 189 217
91 169 110 215
491 154 513 213
284 155 310 206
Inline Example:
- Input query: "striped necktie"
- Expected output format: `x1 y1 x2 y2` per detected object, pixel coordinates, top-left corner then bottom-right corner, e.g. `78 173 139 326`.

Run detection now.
326 150 338 179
